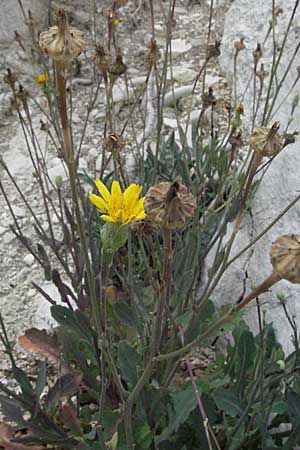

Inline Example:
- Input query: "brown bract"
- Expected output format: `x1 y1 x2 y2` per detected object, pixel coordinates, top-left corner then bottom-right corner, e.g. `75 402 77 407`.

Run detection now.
250 122 283 158
144 181 196 229
270 234 300 283
39 6 85 64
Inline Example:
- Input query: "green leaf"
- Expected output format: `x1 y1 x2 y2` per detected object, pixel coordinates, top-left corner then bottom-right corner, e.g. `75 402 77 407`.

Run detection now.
156 382 199 443
118 341 142 387
13 367 35 402
51 305 93 341
236 330 256 384
287 390 300 425
45 373 82 410
113 302 137 328
272 398 287 415
213 387 244 417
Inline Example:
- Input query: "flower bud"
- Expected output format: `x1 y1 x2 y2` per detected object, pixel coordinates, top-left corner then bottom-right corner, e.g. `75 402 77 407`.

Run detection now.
55 175 63 189
270 234 300 283
144 180 196 229
39 5 85 65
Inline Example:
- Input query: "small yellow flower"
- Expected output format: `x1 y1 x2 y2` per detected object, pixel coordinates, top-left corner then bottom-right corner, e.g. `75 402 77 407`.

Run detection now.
89 180 146 224
36 73 49 84
113 18 120 26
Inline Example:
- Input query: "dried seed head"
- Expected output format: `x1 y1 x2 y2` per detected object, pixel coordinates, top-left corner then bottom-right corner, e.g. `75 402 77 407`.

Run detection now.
145 38 161 70
102 133 126 154
144 180 196 229
234 37 245 52
270 234 300 283
94 45 112 78
108 49 127 77
256 63 269 81
39 5 85 65
250 122 283 158
253 43 262 65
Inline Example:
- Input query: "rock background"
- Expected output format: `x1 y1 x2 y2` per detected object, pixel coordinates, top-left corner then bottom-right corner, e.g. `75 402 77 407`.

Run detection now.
1 0 300 369
213 0 300 354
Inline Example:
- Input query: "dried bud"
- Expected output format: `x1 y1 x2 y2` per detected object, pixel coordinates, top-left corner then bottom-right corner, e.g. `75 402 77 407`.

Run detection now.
207 40 221 60
250 122 283 157
144 180 196 229
235 102 244 115
256 63 269 81
234 38 245 52
274 7 284 16
94 45 112 79
145 38 161 70
108 49 127 77
202 87 217 109
39 5 85 65
253 43 262 65
130 217 158 235
270 234 300 283
102 133 125 154
3 69 17 89
229 131 243 149
40 119 51 132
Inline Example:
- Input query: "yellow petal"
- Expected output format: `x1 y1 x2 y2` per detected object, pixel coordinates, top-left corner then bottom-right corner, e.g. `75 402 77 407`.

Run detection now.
89 194 108 212
110 181 123 210
135 210 147 220
95 179 111 203
100 214 115 222
124 184 142 210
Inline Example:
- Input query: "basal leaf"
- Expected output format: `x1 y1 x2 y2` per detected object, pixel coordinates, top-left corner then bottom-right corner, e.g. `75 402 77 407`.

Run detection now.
19 328 61 363
118 341 142 387
212 387 244 417
44 373 82 410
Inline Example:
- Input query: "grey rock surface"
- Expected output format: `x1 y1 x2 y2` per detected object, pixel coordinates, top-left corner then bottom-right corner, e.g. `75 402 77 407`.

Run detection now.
214 0 300 354
0 1 48 48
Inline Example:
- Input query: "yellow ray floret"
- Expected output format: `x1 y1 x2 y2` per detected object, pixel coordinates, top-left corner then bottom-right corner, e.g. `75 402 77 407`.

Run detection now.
89 179 146 224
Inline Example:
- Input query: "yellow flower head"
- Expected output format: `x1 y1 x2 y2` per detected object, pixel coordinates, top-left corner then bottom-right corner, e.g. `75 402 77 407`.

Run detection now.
36 73 49 84
89 180 146 225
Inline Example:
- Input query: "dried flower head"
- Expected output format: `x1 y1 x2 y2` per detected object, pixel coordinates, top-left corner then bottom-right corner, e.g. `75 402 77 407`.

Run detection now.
103 133 126 154
109 49 127 77
144 180 196 229
250 122 283 158
145 38 161 70
270 234 300 283
39 5 85 65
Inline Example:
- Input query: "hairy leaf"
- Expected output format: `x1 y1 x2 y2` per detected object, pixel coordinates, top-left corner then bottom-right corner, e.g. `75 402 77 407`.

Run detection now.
213 387 244 417
18 328 61 363
44 372 82 410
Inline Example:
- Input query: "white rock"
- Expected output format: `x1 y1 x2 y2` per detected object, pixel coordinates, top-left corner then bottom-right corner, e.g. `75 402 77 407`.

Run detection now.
212 0 300 354
167 66 197 83
0 226 6 236
12 206 26 218
171 39 192 58
24 254 35 266
3 232 14 244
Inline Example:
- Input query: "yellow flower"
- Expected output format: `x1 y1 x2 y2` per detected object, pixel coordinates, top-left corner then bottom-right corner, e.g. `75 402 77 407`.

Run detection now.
36 73 49 84
89 180 146 224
